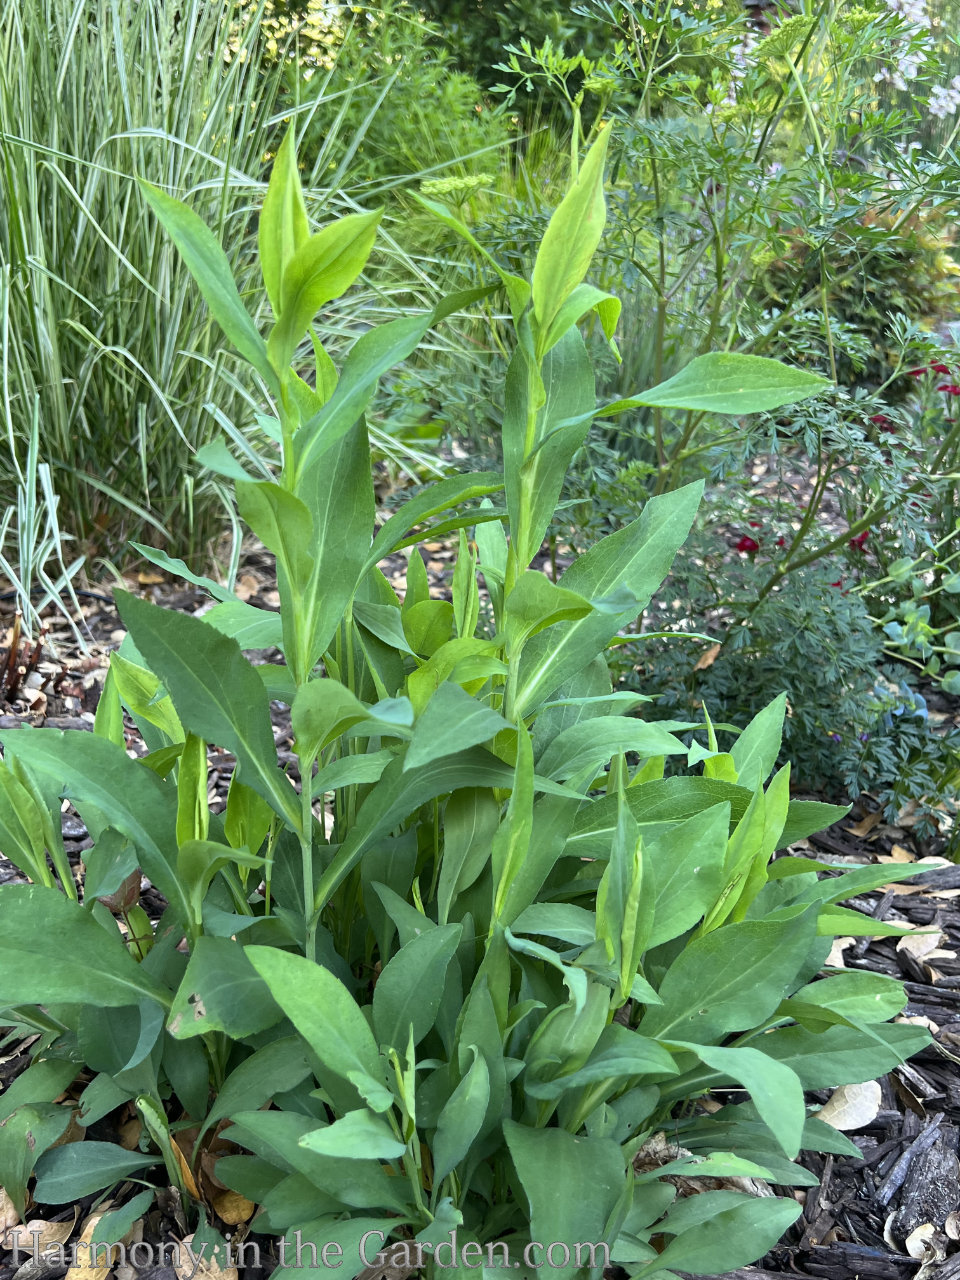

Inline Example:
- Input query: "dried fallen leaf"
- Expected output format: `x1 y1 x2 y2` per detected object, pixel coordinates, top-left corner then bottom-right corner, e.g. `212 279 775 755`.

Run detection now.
50 1107 84 1148
174 1234 238 1280
905 1223 941 1261
945 1210 960 1240
896 1015 941 1033
118 1117 142 1150
884 1211 900 1252
845 810 883 839
889 843 916 863
232 575 260 603
171 1141 201 1202
825 935 854 968
0 1189 20 1248
211 1190 255 1226
897 930 949 960
24 1216 77 1252
817 1080 881 1130
137 570 165 585
693 643 722 672
66 1209 117 1280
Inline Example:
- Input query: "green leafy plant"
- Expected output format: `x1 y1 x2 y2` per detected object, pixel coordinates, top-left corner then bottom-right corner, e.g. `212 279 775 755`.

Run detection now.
0 127 932 1278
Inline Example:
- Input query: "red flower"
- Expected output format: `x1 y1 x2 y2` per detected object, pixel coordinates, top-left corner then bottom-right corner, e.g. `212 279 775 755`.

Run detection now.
736 536 760 554
938 383 960 395
749 521 762 528
830 579 843 588
776 536 786 547
909 363 951 376
849 530 869 551
870 413 897 433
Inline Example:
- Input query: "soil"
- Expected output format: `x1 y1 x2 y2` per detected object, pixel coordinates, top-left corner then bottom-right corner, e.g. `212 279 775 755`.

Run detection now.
2 535 960 1280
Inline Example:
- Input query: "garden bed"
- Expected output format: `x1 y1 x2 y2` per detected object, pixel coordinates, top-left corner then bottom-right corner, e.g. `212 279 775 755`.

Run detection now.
2 564 960 1280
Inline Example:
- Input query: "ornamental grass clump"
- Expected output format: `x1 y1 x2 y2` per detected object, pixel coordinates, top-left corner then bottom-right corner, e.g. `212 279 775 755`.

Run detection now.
0 126 934 1279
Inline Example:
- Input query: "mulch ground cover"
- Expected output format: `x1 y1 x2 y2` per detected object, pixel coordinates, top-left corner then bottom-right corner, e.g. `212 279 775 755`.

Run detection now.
2 525 960 1280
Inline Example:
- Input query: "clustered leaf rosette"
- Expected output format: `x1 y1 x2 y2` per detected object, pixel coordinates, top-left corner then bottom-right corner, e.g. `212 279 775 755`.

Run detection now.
0 126 934 1279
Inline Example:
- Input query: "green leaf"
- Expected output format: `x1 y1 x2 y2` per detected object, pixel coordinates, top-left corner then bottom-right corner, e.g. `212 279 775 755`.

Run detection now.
492 725 536 922
783 971 906 1025
536 716 687 783
781 799 849 846
176 840 263 923
437 788 502 925
110 651 183 741
367 472 504 568
168 936 282 1040
235 481 313 595
202 599 285 651
730 694 786 789
299 1110 406 1160
175 734 209 847
645 804 729 947
268 211 382 370
667 1042 805 1157
526 1024 677 1099
259 126 309 316
595 795 650 1002
0 885 170 1009
311 749 574 917
32 1141 158 1204
219 1111 411 1213
532 126 611 354
78 1000 164 1076
224 774 274 853
278 1219 404 1280
503 1120 624 1280
197 1038 313 1146
541 283 621 357
0 729 189 924
128 544 235 603
245 947 392 1111
498 793 582 928
635 353 828 415
414 192 531 324
815 905 925 937
115 592 299 829
504 570 595 649
1 1059 79 1122
512 902 598 948
0 761 49 883
138 181 275 390
516 483 702 717
293 287 494 480
195 438 259 483
650 1191 802 1275
504 330 597 567
568 776 747 860
403 599 455 657
93 665 125 748
639 909 817 1042
405 684 509 771
354 599 417 655
90 1189 156 1252
313 750 395 795
432 1050 490 1182
292 677 370 760
373 924 462 1050
755 1022 931 1088
0 1105 74 1218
